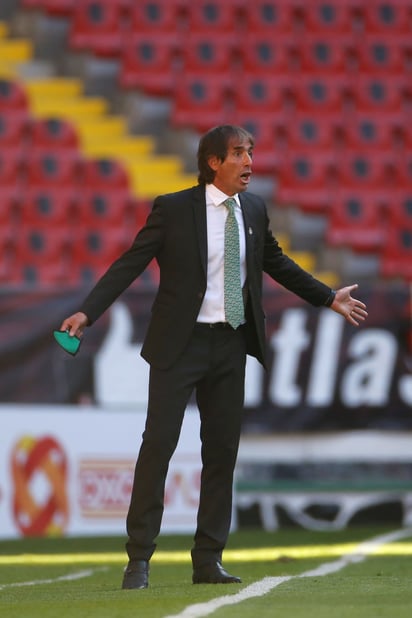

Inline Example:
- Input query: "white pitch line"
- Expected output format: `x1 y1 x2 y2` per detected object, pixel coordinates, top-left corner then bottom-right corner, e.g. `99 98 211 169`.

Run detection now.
164 527 412 618
0 567 107 591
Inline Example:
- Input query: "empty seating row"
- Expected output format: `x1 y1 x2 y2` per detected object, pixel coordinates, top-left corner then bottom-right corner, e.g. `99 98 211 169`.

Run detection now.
22 1 412 49
117 33 412 97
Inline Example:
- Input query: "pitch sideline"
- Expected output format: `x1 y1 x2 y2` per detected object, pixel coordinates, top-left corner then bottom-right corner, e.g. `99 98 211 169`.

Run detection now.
163 527 412 618
0 567 108 591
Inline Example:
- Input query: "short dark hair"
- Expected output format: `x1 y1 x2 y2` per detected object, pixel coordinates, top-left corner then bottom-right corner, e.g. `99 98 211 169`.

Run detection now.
197 125 254 185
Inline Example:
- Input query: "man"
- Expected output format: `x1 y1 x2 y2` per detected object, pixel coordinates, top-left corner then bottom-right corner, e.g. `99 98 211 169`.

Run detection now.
60 125 367 589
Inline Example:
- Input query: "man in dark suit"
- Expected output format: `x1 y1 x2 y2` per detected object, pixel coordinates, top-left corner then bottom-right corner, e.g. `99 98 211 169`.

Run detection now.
60 125 367 589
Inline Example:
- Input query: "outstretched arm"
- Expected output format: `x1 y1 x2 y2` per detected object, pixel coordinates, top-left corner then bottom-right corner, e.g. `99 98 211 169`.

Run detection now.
330 284 368 326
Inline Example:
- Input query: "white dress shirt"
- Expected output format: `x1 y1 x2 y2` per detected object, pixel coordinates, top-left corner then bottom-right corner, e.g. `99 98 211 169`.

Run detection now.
197 184 246 323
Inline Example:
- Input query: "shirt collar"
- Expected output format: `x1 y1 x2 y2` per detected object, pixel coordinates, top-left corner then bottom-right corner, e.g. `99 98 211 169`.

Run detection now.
206 184 241 208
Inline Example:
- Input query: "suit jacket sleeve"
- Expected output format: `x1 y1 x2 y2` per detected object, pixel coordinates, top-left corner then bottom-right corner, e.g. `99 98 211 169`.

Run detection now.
79 197 165 324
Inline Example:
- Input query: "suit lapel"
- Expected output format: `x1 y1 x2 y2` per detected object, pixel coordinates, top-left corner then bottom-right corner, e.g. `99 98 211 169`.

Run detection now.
192 185 208 277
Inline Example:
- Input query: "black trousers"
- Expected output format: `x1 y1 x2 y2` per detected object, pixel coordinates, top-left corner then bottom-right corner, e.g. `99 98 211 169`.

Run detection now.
125 323 247 567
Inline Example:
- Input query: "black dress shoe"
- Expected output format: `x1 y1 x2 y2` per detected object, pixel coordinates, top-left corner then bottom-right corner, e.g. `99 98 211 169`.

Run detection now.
121 560 149 589
192 562 241 584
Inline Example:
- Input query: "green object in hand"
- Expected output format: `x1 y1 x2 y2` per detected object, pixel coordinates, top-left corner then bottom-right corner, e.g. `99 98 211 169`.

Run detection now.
53 330 82 356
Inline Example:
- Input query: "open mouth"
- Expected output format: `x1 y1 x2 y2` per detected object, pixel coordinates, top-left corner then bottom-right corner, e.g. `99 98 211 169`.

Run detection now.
240 172 251 183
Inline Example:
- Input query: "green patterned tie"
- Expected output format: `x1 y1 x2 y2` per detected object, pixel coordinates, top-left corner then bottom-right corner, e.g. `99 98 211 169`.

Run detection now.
223 198 244 329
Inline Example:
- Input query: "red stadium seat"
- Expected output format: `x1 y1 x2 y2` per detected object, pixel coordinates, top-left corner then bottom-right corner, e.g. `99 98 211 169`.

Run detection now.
171 74 231 132
335 150 394 191
340 112 399 150
297 35 353 74
181 34 237 76
25 152 82 189
81 158 131 191
244 1 300 34
0 188 19 230
240 33 297 76
129 0 185 41
187 0 244 35
350 76 407 113
233 75 288 114
74 190 143 231
301 0 356 34
284 112 341 150
68 0 126 57
12 226 72 285
326 190 386 252
0 149 24 187
275 150 336 212
360 2 412 35
29 117 80 153
0 79 29 112
119 35 177 95
18 188 76 227
392 152 412 187
290 75 351 113
380 225 412 280
0 112 30 152
354 36 406 74
70 228 131 283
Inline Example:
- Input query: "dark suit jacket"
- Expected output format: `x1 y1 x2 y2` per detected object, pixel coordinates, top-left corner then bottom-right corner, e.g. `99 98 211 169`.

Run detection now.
80 184 332 369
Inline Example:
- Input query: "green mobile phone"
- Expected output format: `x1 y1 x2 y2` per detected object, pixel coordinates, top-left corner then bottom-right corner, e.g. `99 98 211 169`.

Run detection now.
53 329 82 356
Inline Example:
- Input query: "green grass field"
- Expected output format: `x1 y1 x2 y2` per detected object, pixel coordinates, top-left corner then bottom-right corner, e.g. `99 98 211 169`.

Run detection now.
1 526 412 618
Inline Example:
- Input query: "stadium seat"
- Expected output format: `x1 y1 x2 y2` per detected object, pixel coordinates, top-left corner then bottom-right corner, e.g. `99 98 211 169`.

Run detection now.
68 0 126 57
0 112 30 152
181 34 237 76
18 188 77 227
25 152 82 189
233 75 289 114
275 150 336 212
0 188 19 230
171 74 231 132
380 225 412 280
326 190 386 252
335 150 394 191
187 0 244 35
70 228 131 284
244 1 300 34
354 36 406 74
340 112 399 150
74 190 142 231
0 79 29 112
283 112 341 150
12 226 72 285
129 0 185 41
290 75 351 113
118 34 177 95
297 35 353 74
240 33 296 75
301 0 356 34
81 157 131 192
392 152 412 187
0 149 24 187
29 117 80 153
360 2 412 35
349 76 407 113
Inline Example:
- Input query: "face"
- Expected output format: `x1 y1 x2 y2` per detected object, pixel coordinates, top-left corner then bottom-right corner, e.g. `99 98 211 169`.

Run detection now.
207 136 253 195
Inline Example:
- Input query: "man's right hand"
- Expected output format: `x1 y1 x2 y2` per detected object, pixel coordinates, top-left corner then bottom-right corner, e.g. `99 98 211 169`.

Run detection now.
59 312 89 338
